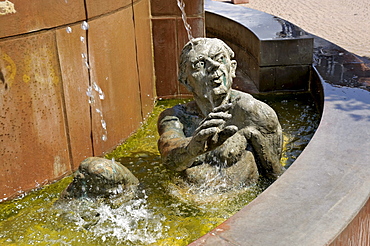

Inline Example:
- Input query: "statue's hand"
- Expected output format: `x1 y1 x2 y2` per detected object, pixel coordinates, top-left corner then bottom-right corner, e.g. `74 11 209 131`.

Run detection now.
187 103 237 156
216 125 238 144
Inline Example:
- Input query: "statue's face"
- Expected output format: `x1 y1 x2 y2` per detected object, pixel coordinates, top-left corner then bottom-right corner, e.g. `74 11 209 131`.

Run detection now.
186 42 236 103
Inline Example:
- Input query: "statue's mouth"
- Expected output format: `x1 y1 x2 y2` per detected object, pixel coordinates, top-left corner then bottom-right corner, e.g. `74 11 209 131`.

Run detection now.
210 71 224 86
212 76 222 84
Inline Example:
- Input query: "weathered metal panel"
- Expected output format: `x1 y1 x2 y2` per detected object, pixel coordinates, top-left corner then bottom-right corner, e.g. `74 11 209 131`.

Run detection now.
88 8 143 155
0 0 86 38
0 31 71 200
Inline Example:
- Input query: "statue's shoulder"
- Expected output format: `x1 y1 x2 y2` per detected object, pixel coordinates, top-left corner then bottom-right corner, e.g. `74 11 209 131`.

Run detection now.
231 89 253 100
158 101 196 123
231 90 256 108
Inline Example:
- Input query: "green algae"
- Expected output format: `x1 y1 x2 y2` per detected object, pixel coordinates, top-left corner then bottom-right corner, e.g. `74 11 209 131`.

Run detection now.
105 99 191 160
0 94 320 245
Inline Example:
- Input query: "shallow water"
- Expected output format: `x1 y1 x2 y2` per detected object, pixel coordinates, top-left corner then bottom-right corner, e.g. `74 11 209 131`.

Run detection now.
0 93 320 245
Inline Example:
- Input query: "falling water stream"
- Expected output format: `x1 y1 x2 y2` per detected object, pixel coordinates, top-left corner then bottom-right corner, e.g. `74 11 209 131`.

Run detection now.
0 93 320 245
67 21 108 142
177 0 193 41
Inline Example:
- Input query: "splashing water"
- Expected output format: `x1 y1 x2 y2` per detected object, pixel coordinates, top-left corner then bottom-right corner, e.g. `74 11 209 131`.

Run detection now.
53 195 164 245
177 0 193 42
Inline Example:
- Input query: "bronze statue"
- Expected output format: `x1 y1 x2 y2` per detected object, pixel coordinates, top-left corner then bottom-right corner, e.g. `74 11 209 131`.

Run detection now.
158 38 284 189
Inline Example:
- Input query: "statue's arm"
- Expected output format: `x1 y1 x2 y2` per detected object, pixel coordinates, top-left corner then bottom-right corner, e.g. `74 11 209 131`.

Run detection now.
157 106 201 171
158 105 236 171
236 93 284 177
157 114 201 171
240 125 283 178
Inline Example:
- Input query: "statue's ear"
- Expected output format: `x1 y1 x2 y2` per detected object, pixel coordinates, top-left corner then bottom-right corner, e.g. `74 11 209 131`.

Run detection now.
230 60 237 78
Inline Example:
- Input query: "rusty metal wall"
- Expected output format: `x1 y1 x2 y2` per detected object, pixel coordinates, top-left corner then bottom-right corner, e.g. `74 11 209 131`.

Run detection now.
0 0 155 201
330 198 370 246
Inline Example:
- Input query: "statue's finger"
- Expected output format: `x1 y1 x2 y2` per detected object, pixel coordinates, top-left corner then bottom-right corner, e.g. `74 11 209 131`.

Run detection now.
195 119 224 133
208 111 231 120
197 127 219 139
213 102 232 112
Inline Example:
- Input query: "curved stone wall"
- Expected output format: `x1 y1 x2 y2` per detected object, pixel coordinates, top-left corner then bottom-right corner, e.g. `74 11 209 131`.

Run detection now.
190 1 370 245
0 0 155 201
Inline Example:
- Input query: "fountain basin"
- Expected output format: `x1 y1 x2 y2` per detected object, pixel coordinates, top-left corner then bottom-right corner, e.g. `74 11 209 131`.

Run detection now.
0 94 320 245
189 1 370 245
0 0 369 244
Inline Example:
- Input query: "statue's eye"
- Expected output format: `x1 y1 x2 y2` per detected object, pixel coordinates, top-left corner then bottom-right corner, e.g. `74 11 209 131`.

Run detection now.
193 61 205 70
216 55 224 63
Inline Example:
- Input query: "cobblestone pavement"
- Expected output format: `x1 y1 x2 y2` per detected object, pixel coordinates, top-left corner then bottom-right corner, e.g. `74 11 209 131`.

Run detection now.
212 0 370 59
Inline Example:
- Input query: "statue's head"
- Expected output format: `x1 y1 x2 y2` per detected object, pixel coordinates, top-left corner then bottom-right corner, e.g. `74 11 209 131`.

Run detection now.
61 157 138 199
178 38 237 104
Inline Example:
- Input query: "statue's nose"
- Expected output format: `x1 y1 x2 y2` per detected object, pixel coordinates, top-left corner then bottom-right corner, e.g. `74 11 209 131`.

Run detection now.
207 59 220 72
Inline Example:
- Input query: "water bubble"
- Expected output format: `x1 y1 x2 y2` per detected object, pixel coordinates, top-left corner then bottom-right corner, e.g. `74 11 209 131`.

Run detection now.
81 53 87 59
92 82 99 92
66 27 72 33
80 36 85 43
99 91 105 100
101 134 107 141
84 61 90 69
81 21 89 30
86 86 93 98
101 120 107 130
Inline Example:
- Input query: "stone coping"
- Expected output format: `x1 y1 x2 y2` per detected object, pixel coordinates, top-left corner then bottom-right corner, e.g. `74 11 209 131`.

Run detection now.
204 0 314 92
205 0 312 65
190 1 370 245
